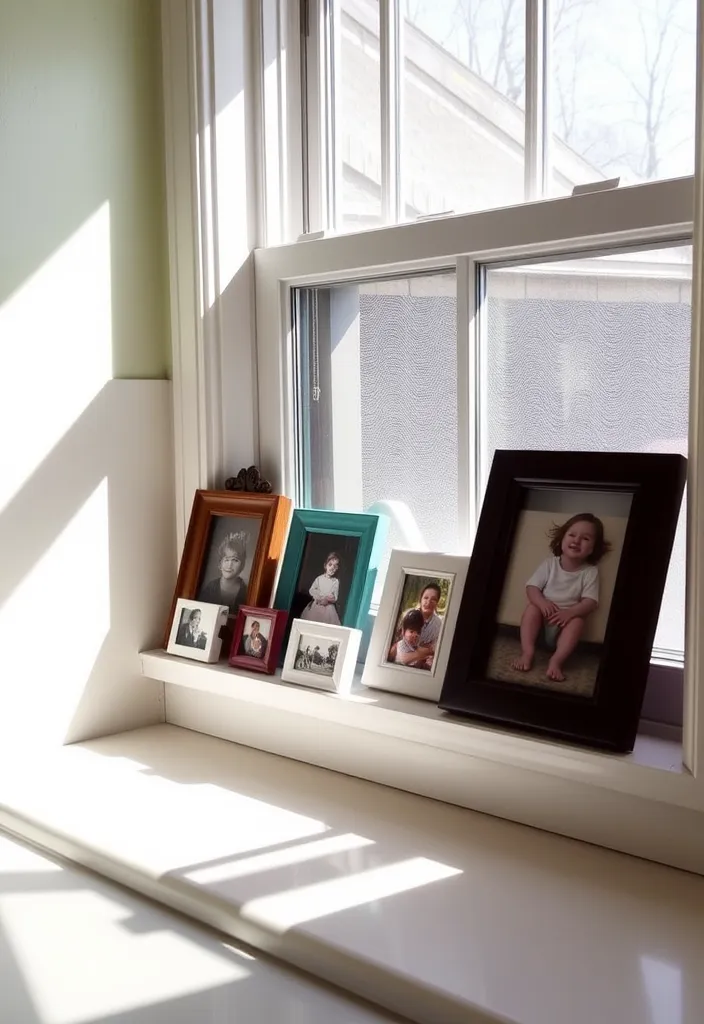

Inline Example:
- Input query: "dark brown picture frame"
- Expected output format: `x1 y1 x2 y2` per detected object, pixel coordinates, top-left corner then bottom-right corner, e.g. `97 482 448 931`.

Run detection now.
439 451 686 753
163 490 292 649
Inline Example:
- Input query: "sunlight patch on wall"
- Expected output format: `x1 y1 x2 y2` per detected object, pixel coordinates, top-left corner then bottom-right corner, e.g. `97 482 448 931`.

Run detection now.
0 203 112 513
0 480 110 748
241 856 462 931
215 90 249 294
0 888 247 1024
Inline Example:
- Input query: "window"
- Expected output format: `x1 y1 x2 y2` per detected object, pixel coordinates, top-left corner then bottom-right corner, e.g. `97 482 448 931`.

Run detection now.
289 244 691 668
167 0 704 870
292 272 460 592
308 0 697 233
402 1 526 218
551 0 696 195
481 245 692 660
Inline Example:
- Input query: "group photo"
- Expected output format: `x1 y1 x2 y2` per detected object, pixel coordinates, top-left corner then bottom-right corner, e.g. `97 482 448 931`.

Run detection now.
386 572 453 672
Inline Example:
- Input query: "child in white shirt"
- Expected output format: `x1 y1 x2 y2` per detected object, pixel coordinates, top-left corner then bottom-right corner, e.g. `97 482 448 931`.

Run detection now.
511 513 610 682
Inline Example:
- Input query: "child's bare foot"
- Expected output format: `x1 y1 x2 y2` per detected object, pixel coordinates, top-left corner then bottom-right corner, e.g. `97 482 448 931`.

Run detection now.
511 652 534 671
547 658 565 681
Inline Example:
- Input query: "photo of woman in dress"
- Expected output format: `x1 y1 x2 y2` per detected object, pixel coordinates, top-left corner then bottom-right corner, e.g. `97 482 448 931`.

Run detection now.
300 551 342 626
289 533 360 625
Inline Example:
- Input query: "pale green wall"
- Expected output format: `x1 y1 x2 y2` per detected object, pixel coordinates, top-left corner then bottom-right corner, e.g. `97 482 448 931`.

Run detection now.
0 0 168 377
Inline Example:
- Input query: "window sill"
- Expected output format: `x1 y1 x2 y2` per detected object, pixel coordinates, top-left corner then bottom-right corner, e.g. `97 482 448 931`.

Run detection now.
141 650 687 805
2 723 704 1024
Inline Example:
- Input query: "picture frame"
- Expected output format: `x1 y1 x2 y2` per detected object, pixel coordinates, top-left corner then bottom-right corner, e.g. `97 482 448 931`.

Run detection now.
439 450 687 753
362 549 470 701
281 620 362 694
228 606 289 675
273 508 388 650
167 599 229 663
164 490 291 648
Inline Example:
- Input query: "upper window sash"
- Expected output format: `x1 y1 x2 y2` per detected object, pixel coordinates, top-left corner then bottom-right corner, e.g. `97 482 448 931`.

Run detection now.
299 0 697 237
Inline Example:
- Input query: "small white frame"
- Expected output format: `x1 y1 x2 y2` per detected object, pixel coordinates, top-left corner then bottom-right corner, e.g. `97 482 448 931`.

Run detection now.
167 600 229 664
362 550 470 701
282 619 362 693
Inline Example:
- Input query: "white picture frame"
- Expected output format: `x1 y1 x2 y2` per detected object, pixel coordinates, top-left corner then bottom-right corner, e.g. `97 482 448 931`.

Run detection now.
167 599 229 663
281 619 362 694
362 550 469 701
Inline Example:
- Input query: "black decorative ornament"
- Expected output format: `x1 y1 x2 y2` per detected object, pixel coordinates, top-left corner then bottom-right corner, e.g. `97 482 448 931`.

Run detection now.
225 466 273 494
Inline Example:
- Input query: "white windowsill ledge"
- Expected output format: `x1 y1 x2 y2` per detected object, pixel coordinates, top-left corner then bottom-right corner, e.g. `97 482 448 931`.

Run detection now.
141 649 684 786
1 724 704 1024
2 723 704 1024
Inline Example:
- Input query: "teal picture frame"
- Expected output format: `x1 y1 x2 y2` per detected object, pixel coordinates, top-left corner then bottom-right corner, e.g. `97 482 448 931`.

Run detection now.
274 509 389 639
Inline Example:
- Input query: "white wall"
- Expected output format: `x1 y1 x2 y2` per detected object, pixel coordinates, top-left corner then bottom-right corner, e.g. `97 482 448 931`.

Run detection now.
0 1 173 747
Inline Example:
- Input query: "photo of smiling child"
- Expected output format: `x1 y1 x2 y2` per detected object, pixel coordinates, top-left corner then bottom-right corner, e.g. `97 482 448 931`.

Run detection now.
512 512 610 682
487 487 631 697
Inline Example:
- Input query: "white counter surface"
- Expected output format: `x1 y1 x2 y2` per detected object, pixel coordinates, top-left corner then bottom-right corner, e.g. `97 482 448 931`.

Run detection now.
0 831 404 1023
1 723 703 1024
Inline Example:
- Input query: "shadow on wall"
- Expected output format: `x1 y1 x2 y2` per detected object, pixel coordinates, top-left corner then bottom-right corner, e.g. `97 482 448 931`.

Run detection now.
0 381 173 747
0 2 178 747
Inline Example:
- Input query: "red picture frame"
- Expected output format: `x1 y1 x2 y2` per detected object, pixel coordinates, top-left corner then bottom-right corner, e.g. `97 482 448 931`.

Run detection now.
228 606 288 675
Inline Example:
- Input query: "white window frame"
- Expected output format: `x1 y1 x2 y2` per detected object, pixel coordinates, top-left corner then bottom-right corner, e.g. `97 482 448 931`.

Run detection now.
162 0 704 870
253 173 704 858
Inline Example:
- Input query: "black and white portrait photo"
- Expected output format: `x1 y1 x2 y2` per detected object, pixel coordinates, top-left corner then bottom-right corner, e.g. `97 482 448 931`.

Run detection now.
167 598 229 664
196 514 262 616
290 533 360 627
175 606 208 649
293 634 340 677
238 615 271 660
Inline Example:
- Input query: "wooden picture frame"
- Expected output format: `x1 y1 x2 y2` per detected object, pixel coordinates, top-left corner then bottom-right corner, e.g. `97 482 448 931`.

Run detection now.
273 508 388 650
362 549 470 701
163 490 292 648
228 606 288 675
439 450 686 753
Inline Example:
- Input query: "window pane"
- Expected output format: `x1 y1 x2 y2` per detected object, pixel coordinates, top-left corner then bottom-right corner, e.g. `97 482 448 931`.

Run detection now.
338 0 382 229
294 273 459 591
552 0 696 195
403 0 525 218
483 245 691 658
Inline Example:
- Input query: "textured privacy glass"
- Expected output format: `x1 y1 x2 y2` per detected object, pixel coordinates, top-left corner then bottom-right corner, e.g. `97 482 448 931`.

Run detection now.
484 248 692 656
298 274 459 596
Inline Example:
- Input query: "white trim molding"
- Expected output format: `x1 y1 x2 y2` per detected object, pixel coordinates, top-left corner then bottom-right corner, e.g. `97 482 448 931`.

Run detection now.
161 0 262 549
